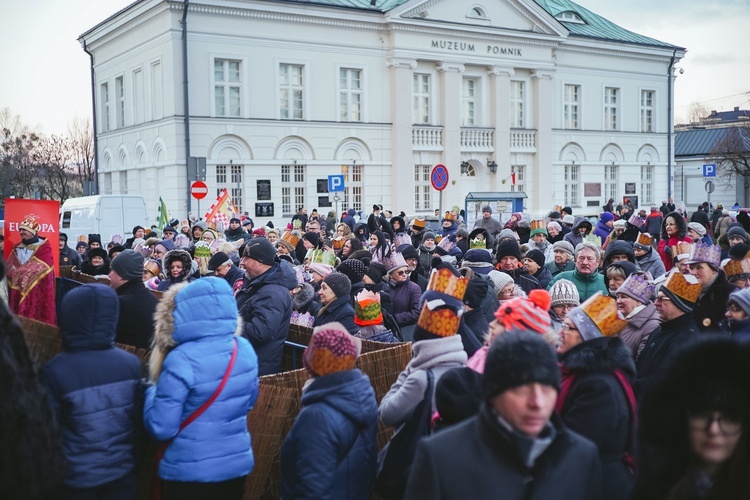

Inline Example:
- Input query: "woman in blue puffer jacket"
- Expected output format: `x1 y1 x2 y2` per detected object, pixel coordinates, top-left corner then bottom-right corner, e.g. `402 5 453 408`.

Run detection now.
144 277 259 500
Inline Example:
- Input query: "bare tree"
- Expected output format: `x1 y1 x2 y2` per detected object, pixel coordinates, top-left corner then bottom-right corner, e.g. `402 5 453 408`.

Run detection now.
687 101 710 125
33 135 82 203
67 116 95 194
712 124 750 192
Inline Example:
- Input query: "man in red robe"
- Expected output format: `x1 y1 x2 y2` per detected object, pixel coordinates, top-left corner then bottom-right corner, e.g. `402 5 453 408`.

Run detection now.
6 216 57 325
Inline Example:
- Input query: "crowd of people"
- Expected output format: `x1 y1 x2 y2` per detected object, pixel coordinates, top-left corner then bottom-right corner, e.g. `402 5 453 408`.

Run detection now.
2 199 750 499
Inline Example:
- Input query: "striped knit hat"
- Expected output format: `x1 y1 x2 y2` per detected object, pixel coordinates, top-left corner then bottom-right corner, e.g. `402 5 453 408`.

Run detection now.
303 322 362 377
549 279 580 308
493 290 552 334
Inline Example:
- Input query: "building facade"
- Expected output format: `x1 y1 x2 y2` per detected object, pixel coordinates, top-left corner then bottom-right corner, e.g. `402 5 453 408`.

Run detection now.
80 0 684 226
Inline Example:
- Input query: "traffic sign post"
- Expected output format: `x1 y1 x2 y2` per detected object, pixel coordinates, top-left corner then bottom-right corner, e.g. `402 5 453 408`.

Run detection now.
327 175 345 217
705 179 715 208
703 164 717 178
191 180 208 219
431 164 449 220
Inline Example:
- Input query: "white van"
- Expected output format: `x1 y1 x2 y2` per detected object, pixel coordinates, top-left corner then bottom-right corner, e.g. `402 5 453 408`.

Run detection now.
60 195 150 244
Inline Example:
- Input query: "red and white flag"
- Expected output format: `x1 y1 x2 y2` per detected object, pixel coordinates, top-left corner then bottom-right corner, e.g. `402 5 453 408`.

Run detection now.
204 189 239 230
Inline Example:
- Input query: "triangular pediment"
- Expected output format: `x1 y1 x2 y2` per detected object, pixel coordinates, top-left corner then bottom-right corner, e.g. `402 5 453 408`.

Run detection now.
389 0 567 37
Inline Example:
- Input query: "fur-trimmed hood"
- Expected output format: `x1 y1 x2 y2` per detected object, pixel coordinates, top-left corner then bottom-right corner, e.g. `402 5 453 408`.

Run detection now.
560 336 635 378
149 278 242 381
161 249 193 281
293 282 317 312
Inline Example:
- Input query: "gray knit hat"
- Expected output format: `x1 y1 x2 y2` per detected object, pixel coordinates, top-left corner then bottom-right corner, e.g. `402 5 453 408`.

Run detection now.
488 270 514 293
552 240 575 257
549 279 580 308
728 288 750 316
110 249 144 281
323 272 351 298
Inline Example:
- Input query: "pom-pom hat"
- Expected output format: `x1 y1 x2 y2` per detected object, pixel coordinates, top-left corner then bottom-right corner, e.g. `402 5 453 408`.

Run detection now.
493 290 552 334
567 292 628 341
303 322 362 377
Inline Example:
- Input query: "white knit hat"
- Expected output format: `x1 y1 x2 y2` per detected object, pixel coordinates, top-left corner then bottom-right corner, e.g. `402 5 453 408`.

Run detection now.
549 279 580 308
488 270 514 293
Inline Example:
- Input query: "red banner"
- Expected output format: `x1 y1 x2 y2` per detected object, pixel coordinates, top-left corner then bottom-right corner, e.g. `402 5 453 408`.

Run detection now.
4 199 60 275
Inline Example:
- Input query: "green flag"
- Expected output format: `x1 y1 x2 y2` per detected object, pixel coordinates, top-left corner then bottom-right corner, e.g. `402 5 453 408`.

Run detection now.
157 196 171 230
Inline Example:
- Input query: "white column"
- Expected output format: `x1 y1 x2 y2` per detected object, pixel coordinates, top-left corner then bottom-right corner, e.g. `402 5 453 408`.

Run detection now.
532 69 555 214
388 58 417 213
437 61 465 211
488 66 514 193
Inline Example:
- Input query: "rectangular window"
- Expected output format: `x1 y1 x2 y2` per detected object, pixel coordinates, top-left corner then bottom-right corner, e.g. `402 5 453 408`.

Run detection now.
115 76 125 128
511 165 525 193
564 164 580 207
341 164 363 212
281 163 306 215
216 164 243 213
604 164 618 201
641 90 655 132
133 69 144 124
462 78 476 127
604 87 619 131
100 83 110 132
214 59 241 118
339 68 362 122
151 61 163 120
563 84 580 129
103 173 112 195
641 165 654 204
119 171 128 194
280 64 304 120
414 164 432 211
413 74 431 124
510 81 525 128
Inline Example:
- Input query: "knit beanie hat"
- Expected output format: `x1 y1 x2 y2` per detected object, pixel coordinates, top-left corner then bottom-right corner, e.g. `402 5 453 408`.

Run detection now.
76 241 88 250
108 245 126 259
552 240 575 258
337 258 367 284
688 222 706 237
208 251 232 271
496 239 522 261
727 226 748 243
497 229 517 242
397 244 419 261
365 261 388 283
729 243 750 260
303 231 321 248
435 367 483 427
524 249 546 269
303 322 362 377
549 279 580 307
488 270 514 294
88 233 102 246
422 230 436 244
484 330 560 401
110 249 144 281
462 249 494 275
493 290 552 334
616 273 654 304
243 238 278 266
529 220 548 237
309 263 334 279
728 288 750 316
156 239 175 253
463 277 489 309
600 212 615 224
323 272 351 298
354 289 383 326
567 292 628 341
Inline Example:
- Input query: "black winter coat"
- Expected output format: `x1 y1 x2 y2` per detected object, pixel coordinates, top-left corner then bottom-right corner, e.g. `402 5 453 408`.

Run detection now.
463 308 489 346
114 278 158 350
314 294 358 336
236 262 297 376
405 406 603 500
693 271 737 332
559 337 636 500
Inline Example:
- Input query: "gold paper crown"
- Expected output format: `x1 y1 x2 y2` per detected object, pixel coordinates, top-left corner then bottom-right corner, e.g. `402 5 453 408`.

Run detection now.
636 233 652 247
444 211 456 221
332 236 347 250
412 218 426 229
675 241 693 259
281 230 300 247
723 258 750 279
530 219 546 232
579 292 629 337
427 266 468 301
417 302 462 338
662 271 702 304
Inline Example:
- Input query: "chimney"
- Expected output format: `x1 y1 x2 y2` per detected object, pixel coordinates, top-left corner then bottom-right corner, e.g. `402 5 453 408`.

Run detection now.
735 106 740 112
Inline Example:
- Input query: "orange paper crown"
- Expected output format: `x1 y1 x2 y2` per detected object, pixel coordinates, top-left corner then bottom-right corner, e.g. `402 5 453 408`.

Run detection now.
578 292 628 337
662 270 702 304
281 230 301 247
636 233 652 247
723 258 750 280
443 211 456 221
426 266 468 301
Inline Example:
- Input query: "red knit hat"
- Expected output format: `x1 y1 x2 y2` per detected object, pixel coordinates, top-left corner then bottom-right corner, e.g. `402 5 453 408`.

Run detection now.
493 289 552 334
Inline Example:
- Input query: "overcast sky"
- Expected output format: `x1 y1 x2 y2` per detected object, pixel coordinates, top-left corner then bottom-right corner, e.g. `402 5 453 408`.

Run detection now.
1 0 748 136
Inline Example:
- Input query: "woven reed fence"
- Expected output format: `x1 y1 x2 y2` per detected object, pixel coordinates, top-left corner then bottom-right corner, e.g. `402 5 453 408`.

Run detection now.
21 300 411 500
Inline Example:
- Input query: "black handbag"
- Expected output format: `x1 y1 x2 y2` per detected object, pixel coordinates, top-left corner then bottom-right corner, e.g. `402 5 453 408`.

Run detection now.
375 369 434 498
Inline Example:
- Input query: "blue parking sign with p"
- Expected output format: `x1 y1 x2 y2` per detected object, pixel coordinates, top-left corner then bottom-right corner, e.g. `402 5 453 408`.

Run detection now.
328 174 345 192
703 164 716 177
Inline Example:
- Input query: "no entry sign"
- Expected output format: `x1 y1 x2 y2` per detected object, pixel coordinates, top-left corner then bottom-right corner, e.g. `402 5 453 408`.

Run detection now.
431 164 449 191
191 180 208 200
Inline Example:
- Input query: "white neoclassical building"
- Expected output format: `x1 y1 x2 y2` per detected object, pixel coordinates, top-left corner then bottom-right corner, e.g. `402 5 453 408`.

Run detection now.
80 0 685 225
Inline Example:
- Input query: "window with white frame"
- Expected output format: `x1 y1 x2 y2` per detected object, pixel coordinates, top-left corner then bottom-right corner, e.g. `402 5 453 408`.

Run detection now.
151 61 163 120
216 164 244 213
563 84 580 129
564 164 580 207
604 87 619 131
214 59 241 118
280 64 304 120
281 163 306 215
341 163 363 212
103 172 112 194
462 78 476 126
413 74 431 124
119 171 128 194
414 164 432 211
132 69 144 124
641 164 654 204
641 90 655 133
511 81 525 128
511 165 525 193
100 83 110 132
339 68 362 122
115 76 125 128
604 164 618 201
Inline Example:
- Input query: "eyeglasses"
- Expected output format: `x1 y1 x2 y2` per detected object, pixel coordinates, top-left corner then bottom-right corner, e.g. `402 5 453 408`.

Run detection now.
553 304 575 311
654 295 672 303
688 412 742 435
394 270 408 276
